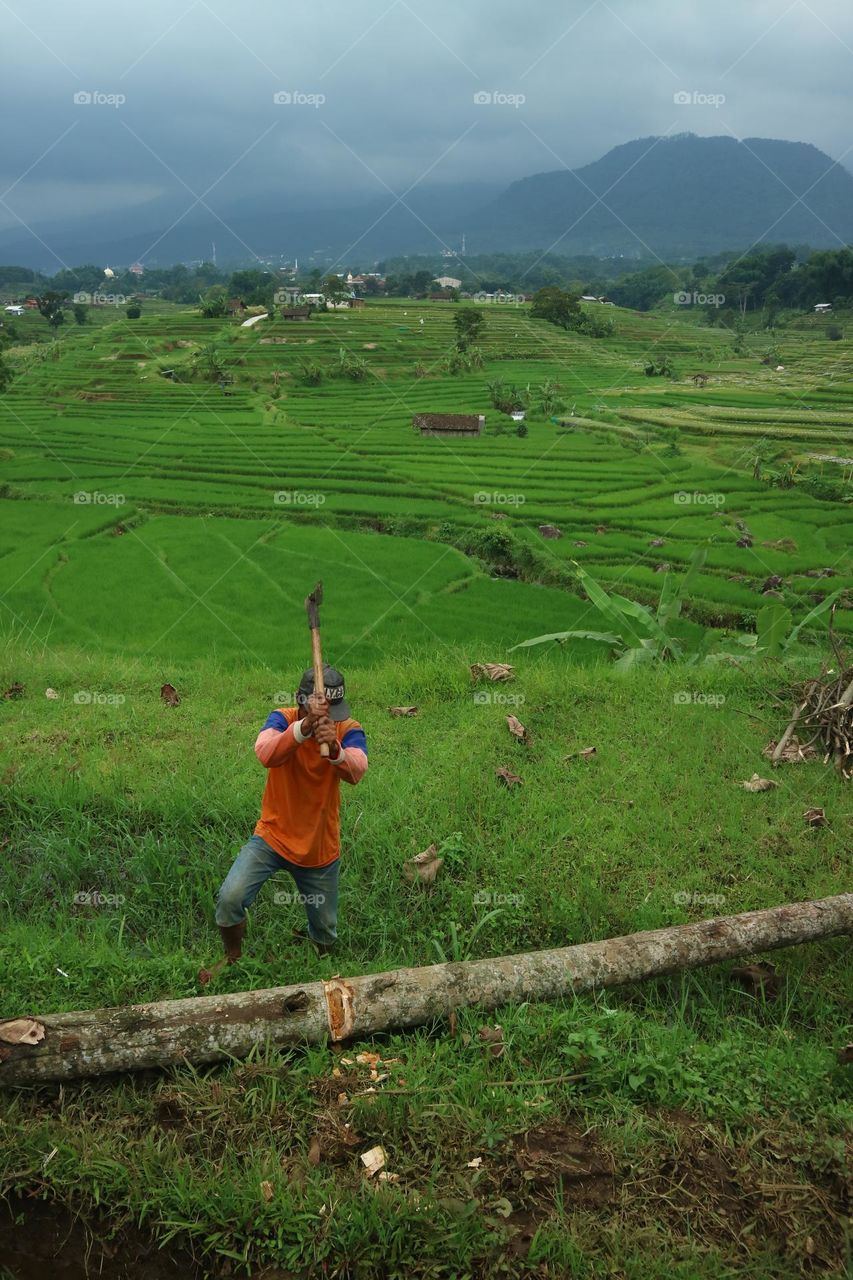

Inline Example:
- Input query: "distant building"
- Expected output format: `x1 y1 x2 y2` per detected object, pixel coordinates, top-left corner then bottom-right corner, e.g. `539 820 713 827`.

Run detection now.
434 276 462 289
3 304 24 316
814 302 833 313
413 412 484 438
129 263 144 277
279 306 312 321
226 298 246 315
428 289 456 301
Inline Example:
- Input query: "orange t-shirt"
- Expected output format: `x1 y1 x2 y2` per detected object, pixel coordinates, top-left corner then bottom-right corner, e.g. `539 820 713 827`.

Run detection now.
253 708 368 867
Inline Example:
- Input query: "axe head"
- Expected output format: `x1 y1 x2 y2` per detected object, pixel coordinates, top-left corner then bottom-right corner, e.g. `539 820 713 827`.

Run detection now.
305 580 323 630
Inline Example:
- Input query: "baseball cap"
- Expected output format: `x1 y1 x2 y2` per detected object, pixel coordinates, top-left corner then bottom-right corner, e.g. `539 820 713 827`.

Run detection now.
296 665 350 721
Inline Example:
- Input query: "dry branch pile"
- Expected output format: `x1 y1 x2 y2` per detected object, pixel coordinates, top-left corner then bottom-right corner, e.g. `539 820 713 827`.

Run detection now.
772 660 853 779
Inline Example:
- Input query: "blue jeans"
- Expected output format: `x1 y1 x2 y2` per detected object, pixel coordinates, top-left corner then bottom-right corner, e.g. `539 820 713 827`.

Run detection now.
215 834 339 946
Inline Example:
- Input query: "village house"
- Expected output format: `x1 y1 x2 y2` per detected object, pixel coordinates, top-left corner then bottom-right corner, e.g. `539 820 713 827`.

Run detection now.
434 275 462 289
279 306 313 321
413 412 485 438
226 298 246 315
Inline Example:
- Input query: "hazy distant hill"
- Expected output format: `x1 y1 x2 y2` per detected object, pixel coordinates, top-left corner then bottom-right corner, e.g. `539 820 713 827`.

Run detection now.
464 133 853 257
1 134 850 270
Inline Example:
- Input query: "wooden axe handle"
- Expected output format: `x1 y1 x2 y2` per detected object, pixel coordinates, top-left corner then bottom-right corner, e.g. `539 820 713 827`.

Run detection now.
310 628 330 758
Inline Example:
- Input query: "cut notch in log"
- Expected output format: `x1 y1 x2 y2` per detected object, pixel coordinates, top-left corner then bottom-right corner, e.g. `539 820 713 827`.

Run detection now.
1 895 850 1085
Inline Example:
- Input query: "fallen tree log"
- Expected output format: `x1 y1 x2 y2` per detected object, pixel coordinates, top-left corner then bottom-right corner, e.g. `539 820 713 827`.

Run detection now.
2 895 850 1085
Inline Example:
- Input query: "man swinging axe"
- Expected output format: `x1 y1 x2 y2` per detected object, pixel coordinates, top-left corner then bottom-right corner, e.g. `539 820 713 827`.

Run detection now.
201 582 368 981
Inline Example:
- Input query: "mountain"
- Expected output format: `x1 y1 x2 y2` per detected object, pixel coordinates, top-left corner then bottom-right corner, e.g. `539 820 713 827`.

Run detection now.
1 134 851 270
0 183 503 272
464 134 853 257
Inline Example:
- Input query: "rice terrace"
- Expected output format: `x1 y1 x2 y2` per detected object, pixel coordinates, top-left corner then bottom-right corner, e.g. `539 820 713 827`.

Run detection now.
1 5 853 1279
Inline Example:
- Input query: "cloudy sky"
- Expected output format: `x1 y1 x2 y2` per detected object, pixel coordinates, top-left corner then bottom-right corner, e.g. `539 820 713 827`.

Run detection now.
2 0 852 235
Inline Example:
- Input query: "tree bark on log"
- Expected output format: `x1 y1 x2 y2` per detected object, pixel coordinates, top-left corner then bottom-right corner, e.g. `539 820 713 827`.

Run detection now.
2 895 850 1085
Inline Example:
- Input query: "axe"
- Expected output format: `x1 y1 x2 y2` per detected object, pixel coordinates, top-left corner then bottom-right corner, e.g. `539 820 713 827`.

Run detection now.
305 580 330 757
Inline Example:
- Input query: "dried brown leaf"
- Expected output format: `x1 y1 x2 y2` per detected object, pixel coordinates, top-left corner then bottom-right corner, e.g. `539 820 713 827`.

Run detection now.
3 682 24 700
470 663 514 682
388 706 418 717
360 1145 387 1177
506 715 528 743
731 963 782 1000
307 1135 322 1166
478 1025 505 1058
762 737 819 764
740 773 778 792
403 844 444 884
495 766 523 787
803 806 828 828
160 682 180 707
260 1180 274 1202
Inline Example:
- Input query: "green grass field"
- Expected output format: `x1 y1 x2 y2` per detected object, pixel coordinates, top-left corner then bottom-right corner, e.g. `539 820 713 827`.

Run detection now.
0 299 851 1278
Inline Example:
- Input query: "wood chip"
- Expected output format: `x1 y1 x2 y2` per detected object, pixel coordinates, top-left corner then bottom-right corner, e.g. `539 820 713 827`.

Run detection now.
0 1018 45 1045
260 1180 274 1202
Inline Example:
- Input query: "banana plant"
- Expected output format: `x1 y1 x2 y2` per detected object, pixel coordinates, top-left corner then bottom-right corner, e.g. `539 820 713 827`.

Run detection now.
511 548 709 668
